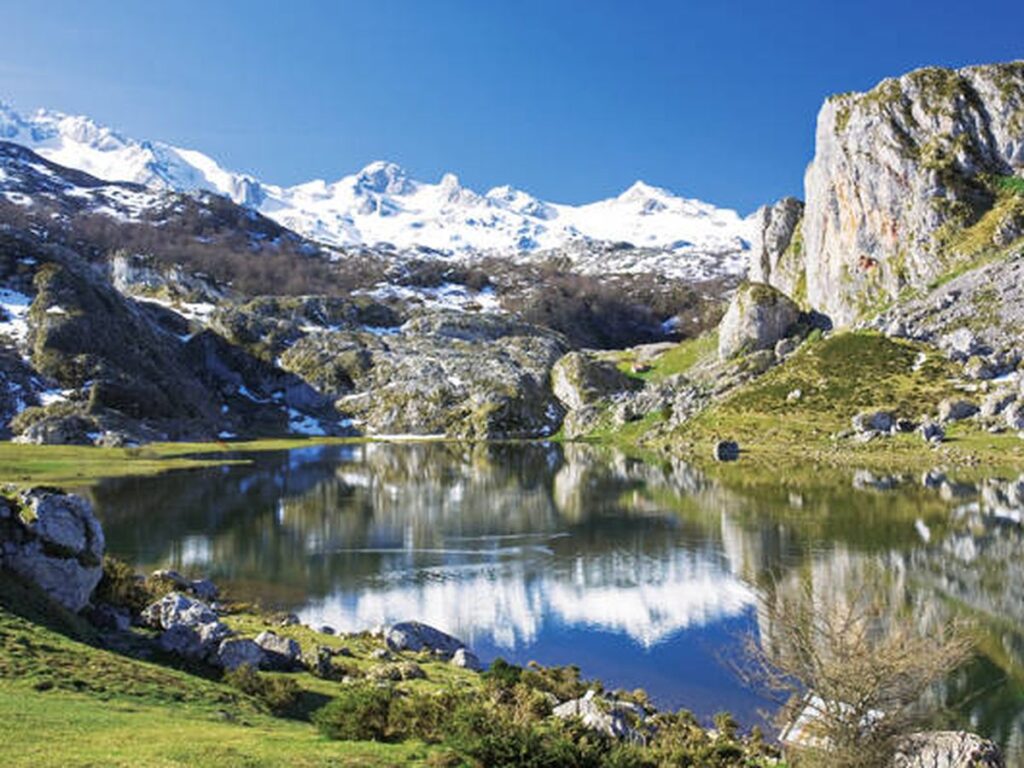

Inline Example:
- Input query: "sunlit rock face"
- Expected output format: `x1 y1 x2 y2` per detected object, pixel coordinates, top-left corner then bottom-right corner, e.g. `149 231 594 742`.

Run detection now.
803 62 1024 326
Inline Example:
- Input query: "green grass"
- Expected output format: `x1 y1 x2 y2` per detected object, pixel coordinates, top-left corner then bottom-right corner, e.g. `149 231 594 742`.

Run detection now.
0 438 375 487
671 331 1024 474
606 331 717 382
0 574 452 767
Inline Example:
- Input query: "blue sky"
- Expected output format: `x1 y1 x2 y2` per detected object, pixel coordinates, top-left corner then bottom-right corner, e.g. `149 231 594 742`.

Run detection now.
1 0 1022 212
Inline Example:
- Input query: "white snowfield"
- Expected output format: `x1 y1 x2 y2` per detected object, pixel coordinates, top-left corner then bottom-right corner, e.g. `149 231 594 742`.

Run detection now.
0 102 754 279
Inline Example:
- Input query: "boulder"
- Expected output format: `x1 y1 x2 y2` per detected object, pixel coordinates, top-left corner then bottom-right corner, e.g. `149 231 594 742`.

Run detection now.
890 731 1004 768
384 621 466 658
718 283 801 361
0 489 105 612
981 391 1016 419
852 411 896 434
157 619 232 661
1005 401 1024 431
920 422 946 444
551 352 640 411
216 638 266 671
712 440 740 462
142 592 217 630
254 631 302 670
938 399 979 423
551 690 640 740
451 648 483 672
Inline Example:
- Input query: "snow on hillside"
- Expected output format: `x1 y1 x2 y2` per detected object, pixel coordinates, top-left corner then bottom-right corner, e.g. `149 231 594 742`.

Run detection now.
0 101 754 278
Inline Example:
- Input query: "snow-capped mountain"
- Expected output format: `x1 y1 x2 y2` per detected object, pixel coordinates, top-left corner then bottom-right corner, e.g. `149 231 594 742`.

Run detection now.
0 102 753 275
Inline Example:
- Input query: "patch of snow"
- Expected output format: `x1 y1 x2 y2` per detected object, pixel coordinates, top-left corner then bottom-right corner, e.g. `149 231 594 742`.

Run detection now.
0 287 32 343
288 408 327 436
217 430 236 439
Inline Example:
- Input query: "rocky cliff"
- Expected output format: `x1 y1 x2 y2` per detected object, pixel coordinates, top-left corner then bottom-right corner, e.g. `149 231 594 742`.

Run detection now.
800 61 1024 327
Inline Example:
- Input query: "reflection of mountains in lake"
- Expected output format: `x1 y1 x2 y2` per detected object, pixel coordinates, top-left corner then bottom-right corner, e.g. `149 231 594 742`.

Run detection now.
91 443 1024 757
93 443 755 647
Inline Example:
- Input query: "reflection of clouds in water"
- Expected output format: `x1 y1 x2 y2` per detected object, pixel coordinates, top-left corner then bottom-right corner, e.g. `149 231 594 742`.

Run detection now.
299 547 754 650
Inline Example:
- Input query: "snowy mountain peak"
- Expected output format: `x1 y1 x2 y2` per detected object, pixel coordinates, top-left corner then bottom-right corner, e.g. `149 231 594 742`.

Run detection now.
0 100 755 278
619 180 673 201
353 160 414 196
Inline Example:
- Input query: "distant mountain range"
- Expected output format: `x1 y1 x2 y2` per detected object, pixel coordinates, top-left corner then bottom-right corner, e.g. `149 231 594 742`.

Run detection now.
0 102 753 271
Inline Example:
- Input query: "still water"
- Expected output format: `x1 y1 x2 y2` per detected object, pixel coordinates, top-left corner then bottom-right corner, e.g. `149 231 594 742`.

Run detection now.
89 442 1024 756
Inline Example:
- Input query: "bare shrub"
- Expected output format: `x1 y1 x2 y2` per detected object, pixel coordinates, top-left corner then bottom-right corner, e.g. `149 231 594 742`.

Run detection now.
742 579 973 768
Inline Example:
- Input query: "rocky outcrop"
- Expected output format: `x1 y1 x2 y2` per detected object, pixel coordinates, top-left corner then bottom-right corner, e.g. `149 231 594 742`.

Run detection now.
718 283 801 360
333 312 568 439
868 253 1024 370
0 489 104 612
551 689 645 740
384 621 467 657
891 731 1004 768
803 62 1024 327
551 351 640 411
749 197 806 302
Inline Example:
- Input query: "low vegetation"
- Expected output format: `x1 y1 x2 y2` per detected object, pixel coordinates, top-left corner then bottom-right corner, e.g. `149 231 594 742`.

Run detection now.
0 561 782 767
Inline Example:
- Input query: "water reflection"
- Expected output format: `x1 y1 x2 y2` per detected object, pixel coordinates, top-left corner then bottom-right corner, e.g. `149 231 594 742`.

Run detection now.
89 442 1024 755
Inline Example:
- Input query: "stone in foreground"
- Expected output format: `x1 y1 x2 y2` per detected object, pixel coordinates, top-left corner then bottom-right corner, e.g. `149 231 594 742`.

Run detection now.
254 631 302 670
552 690 640 740
384 621 467 658
0 489 105 613
216 638 266 671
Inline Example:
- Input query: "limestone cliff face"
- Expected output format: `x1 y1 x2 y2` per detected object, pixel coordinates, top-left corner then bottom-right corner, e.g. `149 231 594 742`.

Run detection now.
802 61 1024 326
748 197 805 304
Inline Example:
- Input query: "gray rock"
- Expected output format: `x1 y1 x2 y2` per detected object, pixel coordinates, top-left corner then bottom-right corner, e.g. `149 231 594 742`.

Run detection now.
308 646 334 678
718 283 801 360
0 490 105 613
384 621 467 658
451 648 483 671
551 690 639 740
981 391 1017 419
142 592 217 630
254 631 302 670
1005 401 1024 431
775 337 800 360
890 730 1004 768
551 351 640 411
216 638 266 671
712 440 740 462
852 411 895 434
939 399 979 423
748 197 806 300
158 625 205 658
920 422 946 444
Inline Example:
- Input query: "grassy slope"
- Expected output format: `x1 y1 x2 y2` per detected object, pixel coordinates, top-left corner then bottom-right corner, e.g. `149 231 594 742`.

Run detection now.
612 330 1024 476
0 575 456 767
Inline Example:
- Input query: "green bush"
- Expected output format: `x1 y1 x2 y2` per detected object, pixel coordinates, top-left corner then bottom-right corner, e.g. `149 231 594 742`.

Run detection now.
313 683 393 741
224 665 301 716
94 556 151 613
388 688 462 743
